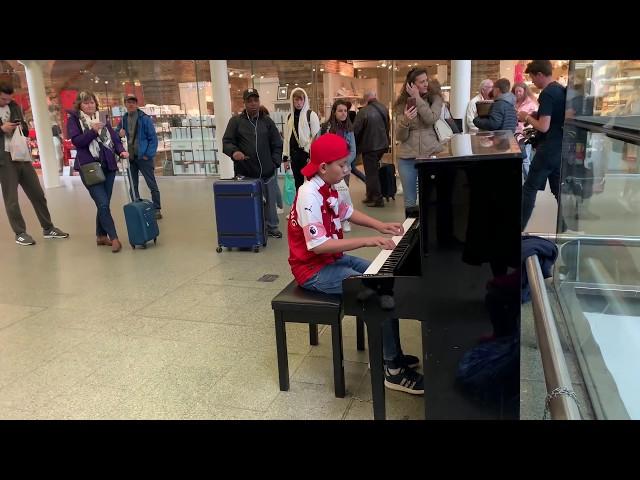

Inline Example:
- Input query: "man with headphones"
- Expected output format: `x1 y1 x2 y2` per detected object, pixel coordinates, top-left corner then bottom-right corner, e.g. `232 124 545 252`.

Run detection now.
222 89 284 238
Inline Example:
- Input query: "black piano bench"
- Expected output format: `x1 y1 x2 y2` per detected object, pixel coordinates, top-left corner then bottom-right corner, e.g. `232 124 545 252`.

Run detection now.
271 280 365 398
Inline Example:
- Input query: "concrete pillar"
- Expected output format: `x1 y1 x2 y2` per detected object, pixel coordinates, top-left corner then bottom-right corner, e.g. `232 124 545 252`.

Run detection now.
18 60 60 188
450 60 472 133
210 60 234 179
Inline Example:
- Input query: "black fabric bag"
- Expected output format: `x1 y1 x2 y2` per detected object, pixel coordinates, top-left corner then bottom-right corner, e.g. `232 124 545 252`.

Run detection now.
79 161 105 186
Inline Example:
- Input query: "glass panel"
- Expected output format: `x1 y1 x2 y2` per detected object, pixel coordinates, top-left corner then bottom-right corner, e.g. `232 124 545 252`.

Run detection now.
556 60 640 419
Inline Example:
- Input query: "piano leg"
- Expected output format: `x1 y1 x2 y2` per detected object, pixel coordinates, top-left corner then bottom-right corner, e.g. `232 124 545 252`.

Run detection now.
356 317 365 351
365 317 386 420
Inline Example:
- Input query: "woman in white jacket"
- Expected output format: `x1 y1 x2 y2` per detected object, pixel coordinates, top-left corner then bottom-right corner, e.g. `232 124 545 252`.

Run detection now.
282 87 321 189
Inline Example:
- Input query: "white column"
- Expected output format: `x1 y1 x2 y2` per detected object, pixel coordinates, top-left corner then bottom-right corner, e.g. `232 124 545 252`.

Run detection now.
450 60 472 133
18 60 60 188
210 60 234 179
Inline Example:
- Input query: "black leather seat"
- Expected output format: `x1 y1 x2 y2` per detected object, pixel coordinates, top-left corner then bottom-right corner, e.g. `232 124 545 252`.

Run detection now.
272 280 365 398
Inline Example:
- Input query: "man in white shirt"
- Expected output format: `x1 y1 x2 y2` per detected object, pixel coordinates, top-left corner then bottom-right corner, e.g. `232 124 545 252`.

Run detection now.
465 79 494 133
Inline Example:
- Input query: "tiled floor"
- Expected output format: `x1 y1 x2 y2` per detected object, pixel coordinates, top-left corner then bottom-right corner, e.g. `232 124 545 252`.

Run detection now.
0 171 556 420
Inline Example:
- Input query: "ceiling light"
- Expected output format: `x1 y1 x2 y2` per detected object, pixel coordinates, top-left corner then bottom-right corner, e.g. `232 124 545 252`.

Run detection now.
251 74 255 78
229 71 234 76
320 68 324 72
239 73 243 78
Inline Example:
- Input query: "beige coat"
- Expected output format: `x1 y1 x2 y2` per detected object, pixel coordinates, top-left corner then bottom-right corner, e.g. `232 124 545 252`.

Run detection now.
395 94 444 159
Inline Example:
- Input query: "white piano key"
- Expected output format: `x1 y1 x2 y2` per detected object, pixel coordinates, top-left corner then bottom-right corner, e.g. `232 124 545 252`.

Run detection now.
363 218 416 275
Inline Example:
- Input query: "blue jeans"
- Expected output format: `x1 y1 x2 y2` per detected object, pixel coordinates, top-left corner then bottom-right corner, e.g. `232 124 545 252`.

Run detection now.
130 156 161 209
398 158 419 207
81 168 118 240
302 255 403 362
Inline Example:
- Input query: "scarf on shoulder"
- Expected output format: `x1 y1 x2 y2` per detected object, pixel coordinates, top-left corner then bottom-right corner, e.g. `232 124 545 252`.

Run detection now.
79 110 114 160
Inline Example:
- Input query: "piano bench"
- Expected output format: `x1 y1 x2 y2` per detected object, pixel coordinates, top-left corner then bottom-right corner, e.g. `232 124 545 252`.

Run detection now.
271 280 365 398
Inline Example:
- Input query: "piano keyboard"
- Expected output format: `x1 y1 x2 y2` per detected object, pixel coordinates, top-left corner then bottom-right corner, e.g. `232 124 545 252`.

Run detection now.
363 218 417 275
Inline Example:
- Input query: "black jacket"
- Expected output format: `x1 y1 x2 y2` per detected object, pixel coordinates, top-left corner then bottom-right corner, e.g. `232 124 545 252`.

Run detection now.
353 100 390 153
0 101 29 161
473 93 517 133
222 111 283 179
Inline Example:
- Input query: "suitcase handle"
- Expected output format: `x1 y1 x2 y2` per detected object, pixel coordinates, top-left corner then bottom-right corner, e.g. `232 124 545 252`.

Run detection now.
121 159 139 202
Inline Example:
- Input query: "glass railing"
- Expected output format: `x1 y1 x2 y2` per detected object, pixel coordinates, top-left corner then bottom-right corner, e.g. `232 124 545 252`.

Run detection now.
554 60 640 419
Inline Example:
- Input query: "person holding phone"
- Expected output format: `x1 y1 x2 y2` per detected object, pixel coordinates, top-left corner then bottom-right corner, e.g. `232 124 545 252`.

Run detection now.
0 82 69 246
67 91 128 253
395 71 442 204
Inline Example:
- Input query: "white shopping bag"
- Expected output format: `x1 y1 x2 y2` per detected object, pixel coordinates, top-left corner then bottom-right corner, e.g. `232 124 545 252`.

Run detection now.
9 125 31 162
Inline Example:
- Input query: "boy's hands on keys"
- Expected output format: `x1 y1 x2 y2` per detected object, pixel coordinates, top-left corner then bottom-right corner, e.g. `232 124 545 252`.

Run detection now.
377 223 404 236
365 237 397 250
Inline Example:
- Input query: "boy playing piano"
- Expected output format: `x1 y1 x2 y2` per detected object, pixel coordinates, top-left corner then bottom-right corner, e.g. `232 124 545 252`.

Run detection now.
287 133 424 395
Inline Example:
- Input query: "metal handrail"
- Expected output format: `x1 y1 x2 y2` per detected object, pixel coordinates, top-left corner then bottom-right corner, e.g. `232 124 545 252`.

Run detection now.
526 254 582 420
526 232 640 247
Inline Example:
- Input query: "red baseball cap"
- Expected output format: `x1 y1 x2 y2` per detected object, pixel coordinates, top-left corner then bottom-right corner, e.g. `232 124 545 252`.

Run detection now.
301 133 350 178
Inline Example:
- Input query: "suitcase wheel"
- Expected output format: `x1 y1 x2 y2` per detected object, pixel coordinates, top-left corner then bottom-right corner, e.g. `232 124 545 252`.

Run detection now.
130 243 135 249
253 246 260 253
141 244 147 249
154 238 157 245
216 246 222 253
263 242 267 247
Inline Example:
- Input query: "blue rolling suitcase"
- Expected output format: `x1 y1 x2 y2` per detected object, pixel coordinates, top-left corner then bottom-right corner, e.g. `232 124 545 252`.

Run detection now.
123 165 159 249
213 177 266 253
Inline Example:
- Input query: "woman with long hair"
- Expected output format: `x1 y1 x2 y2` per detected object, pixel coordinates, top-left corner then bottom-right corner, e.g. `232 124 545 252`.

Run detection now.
320 99 363 184
67 91 128 253
395 71 458 245
512 82 539 177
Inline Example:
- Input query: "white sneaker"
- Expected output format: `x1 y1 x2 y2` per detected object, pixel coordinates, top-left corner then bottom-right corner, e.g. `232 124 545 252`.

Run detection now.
342 221 351 232
277 207 284 214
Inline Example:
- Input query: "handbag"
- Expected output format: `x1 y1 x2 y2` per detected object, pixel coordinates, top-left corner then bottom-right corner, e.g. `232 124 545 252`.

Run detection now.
434 118 454 142
9 125 32 162
79 161 106 186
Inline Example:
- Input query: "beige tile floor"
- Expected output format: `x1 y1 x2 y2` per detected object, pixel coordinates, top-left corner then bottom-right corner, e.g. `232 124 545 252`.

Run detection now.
0 170 557 420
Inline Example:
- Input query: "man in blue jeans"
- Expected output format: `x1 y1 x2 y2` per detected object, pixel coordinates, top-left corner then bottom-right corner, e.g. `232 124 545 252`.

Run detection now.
288 133 424 395
116 94 162 219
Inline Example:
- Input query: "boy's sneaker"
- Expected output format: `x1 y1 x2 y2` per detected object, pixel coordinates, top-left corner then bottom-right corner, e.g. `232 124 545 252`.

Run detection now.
43 227 69 239
16 233 36 246
267 229 283 238
384 366 424 395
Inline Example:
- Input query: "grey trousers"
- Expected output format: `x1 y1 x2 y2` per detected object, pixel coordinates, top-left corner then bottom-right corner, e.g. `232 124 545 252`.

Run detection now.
0 153 53 235
261 174 280 230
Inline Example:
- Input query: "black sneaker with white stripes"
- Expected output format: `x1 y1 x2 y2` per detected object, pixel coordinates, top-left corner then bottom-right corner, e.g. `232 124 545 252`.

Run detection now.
43 227 69 239
15 232 36 246
384 366 424 395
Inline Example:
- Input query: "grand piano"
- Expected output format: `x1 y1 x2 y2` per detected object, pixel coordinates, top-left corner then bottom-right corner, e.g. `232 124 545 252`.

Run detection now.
343 131 523 420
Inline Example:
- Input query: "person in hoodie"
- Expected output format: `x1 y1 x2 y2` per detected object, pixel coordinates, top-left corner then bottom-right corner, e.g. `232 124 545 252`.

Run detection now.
67 91 128 253
473 78 517 133
222 88 284 238
282 87 321 190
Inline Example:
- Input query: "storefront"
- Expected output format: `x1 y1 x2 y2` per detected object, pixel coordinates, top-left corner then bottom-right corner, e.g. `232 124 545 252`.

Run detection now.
2 59 570 177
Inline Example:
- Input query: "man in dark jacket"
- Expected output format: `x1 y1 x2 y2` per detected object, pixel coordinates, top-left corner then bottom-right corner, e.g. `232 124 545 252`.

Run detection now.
473 78 517 133
116 94 162 219
0 82 68 246
353 91 390 207
222 88 284 238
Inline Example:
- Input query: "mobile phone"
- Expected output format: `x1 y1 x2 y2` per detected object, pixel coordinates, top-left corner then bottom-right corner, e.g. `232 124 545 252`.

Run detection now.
407 97 417 109
98 110 108 125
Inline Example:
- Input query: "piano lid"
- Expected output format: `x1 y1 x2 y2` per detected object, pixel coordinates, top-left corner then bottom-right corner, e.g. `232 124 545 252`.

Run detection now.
415 130 523 165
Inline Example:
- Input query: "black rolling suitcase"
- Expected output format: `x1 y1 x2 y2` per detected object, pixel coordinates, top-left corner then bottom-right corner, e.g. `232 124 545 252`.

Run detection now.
379 163 397 201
